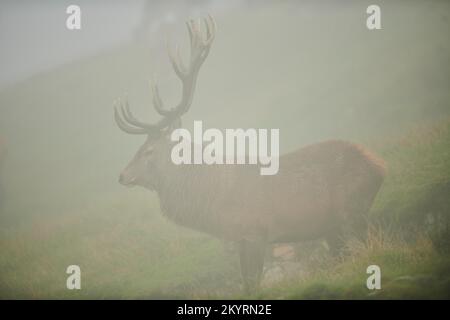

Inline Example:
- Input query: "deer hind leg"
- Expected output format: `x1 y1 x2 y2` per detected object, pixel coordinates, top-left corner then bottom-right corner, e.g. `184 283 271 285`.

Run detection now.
327 182 377 255
341 190 376 246
347 213 369 242
239 237 266 293
325 212 371 257
325 228 346 256
345 175 384 242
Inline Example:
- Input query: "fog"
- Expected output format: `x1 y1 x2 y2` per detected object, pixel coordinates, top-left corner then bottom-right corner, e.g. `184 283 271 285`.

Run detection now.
0 0 449 298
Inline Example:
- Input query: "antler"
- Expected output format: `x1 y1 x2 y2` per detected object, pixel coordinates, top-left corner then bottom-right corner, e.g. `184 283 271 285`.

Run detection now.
115 15 216 135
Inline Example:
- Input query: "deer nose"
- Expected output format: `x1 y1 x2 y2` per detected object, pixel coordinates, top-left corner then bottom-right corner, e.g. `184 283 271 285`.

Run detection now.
118 174 126 185
119 173 132 186
119 173 135 186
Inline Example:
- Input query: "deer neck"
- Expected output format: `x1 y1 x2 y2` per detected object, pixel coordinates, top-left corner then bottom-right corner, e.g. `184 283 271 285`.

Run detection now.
154 160 219 233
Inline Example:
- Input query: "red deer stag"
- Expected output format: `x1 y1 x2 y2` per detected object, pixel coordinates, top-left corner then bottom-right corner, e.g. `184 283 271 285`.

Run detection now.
114 16 386 291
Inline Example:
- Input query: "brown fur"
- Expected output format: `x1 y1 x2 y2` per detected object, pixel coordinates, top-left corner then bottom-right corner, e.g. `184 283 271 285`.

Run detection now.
120 135 385 290
148 140 385 241
149 139 383 288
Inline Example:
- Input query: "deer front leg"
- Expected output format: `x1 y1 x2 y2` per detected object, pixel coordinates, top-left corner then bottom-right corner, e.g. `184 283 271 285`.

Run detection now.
238 237 266 293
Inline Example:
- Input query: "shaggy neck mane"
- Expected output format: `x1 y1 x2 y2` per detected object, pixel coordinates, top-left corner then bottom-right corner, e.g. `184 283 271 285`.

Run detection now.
154 160 236 235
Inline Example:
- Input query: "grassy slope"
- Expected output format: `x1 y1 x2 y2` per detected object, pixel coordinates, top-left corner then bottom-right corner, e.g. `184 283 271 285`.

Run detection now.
253 120 450 299
0 0 450 298
1 119 450 299
0 190 240 299
374 121 450 226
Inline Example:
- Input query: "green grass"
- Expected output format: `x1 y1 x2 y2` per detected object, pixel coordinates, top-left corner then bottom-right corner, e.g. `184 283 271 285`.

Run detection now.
0 190 240 299
1 120 449 299
249 120 450 299
373 120 450 225
252 229 450 299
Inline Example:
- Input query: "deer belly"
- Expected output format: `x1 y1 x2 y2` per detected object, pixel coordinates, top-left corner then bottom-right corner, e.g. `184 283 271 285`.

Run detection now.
267 202 334 243
269 219 332 243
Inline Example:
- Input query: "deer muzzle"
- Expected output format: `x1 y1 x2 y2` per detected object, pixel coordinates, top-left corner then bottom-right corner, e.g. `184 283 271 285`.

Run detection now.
118 172 137 187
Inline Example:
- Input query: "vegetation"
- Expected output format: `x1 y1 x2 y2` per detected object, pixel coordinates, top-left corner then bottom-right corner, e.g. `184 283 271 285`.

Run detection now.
0 118 449 299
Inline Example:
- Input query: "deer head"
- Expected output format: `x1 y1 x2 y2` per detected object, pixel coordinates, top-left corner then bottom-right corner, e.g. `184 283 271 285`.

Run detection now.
115 16 216 190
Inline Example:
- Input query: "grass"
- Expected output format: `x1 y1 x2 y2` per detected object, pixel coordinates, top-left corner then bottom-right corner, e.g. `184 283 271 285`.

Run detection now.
0 190 240 299
249 120 450 299
372 119 450 224
1 119 450 299
253 227 450 299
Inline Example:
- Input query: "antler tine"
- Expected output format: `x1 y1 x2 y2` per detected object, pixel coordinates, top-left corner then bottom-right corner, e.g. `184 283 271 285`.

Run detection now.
168 16 214 117
150 79 171 116
186 19 196 48
208 14 217 45
115 16 215 136
167 42 188 79
119 98 154 130
114 101 148 135
204 17 211 41
189 19 201 46
187 16 213 69
205 15 216 45
119 97 166 135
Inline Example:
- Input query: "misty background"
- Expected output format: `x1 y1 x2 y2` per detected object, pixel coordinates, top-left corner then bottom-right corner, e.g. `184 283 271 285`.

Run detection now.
0 0 245 88
0 0 449 298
